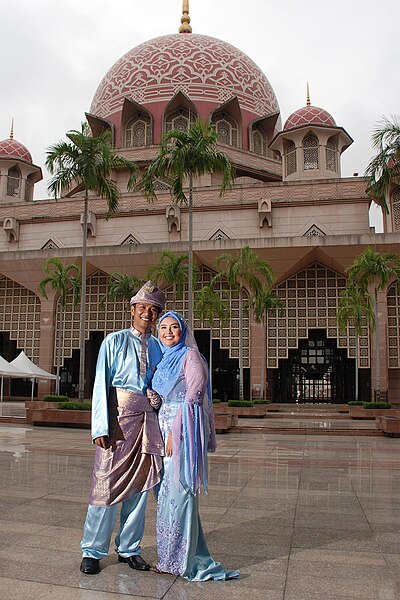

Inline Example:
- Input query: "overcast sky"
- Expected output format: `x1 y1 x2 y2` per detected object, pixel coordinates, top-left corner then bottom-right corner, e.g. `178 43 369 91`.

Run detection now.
2 0 399 231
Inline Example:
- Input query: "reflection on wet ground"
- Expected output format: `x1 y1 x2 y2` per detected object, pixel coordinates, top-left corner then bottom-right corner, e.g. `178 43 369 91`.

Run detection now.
0 423 399 600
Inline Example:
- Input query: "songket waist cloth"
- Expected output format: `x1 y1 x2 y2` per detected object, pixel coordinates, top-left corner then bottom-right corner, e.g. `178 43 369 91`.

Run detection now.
89 389 164 506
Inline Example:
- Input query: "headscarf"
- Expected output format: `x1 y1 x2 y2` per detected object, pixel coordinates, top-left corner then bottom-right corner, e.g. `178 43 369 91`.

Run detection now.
151 311 190 398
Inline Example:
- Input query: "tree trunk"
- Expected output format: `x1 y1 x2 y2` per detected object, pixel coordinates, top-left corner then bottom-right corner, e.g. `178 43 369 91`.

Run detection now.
209 329 213 401
355 333 359 402
238 289 244 401
78 191 88 401
260 313 266 399
55 306 63 395
374 286 380 402
188 174 194 331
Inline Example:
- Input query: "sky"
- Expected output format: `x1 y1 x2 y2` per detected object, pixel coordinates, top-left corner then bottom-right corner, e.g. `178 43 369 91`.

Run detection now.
2 0 399 232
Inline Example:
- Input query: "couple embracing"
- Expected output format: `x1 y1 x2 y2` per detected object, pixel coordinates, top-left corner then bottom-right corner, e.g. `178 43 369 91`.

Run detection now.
80 281 239 581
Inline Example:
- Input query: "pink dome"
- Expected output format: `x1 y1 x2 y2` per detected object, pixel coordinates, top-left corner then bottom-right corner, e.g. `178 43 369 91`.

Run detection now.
0 138 32 163
90 33 280 121
284 105 336 131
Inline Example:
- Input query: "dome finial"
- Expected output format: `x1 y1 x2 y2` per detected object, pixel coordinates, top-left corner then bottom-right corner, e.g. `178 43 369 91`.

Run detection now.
179 0 192 33
306 82 311 106
10 117 14 139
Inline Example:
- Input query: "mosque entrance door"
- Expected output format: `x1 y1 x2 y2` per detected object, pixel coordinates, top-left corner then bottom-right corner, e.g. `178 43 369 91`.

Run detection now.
276 329 355 403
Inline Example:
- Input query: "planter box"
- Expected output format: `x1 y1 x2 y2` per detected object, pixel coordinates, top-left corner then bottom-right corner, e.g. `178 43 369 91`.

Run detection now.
233 405 268 418
26 408 91 428
214 413 238 433
349 406 400 420
376 416 400 437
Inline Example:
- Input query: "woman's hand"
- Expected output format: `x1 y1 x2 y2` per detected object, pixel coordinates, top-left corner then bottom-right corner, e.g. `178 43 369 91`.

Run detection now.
166 432 173 456
94 435 109 449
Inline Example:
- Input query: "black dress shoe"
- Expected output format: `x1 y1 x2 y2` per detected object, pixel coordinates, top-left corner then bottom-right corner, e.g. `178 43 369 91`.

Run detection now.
118 554 150 571
80 557 100 575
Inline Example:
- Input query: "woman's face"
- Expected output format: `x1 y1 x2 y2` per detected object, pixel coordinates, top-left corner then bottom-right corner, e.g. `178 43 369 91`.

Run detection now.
159 316 182 347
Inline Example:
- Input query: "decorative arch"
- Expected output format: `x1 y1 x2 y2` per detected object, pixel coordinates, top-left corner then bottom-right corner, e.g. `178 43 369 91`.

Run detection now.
392 186 400 232
326 137 337 172
125 113 152 147
303 134 319 170
285 141 297 176
163 91 198 133
7 165 21 197
266 263 370 369
0 276 41 361
387 282 400 368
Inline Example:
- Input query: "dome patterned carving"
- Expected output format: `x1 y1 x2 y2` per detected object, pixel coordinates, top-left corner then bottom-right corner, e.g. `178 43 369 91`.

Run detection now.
90 34 280 120
284 105 336 131
0 138 32 163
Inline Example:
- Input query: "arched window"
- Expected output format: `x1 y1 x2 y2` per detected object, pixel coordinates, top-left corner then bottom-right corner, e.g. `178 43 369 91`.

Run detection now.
392 187 400 231
286 141 297 176
125 114 152 147
211 113 238 147
252 128 267 156
325 139 337 172
6 166 21 197
165 108 195 132
303 135 319 170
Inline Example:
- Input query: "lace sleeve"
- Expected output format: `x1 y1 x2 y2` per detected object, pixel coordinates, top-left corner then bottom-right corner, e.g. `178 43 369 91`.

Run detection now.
170 349 210 495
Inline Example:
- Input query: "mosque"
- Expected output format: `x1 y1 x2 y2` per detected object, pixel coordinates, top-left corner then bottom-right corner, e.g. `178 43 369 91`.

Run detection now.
0 1 399 403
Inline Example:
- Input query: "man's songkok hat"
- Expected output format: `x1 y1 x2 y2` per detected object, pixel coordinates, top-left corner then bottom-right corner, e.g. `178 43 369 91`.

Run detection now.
130 280 166 311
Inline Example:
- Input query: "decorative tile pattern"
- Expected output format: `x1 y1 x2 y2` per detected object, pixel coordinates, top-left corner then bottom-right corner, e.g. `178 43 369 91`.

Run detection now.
90 34 280 123
0 138 32 163
284 105 336 131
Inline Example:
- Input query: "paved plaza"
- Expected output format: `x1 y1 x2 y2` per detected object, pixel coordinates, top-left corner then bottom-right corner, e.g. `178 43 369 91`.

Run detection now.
0 422 399 600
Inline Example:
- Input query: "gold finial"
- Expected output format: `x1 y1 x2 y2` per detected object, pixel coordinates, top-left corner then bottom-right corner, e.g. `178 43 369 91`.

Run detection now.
10 118 14 139
179 0 192 33
306 82 311 106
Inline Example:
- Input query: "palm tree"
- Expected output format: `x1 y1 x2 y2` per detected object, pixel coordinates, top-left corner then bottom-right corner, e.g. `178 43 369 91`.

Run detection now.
46 122 138 400
216 246 275 400
141 120 235 330
194 279 230 397
365 115 400 212
337 283 375 402
39 257 81 395
347 247 400 401
102 272 144 325
250 289 282 400
147 250 189 311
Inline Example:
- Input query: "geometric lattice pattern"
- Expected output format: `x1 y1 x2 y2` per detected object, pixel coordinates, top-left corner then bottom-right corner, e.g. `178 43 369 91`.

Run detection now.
392 187 400 232
304 225 325 237
284 105 336 130
0 276 41 361
164 266 250 367
266 263 370 369
57 267 249 367
387 282 400 368
57 271 131 365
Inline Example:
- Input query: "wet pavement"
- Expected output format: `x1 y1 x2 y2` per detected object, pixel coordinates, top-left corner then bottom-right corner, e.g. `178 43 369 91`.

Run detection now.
0 422 399 599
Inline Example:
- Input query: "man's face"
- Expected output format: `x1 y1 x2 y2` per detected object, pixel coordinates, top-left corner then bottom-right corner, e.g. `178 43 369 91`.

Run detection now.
131 302 159 334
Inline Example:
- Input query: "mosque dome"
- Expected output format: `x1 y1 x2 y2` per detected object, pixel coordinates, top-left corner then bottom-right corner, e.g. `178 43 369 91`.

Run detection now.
90 33 280 122
284 105 336 131
0 137 32 163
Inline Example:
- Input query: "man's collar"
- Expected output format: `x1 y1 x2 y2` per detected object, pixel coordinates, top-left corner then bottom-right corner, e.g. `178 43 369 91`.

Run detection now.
130 326 151 339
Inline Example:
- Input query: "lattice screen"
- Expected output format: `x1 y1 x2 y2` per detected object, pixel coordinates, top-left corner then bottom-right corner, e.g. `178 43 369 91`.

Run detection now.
57 268 249 367
0 276 41 361
266 263 370 368
387 282 400 368
163 267 249 366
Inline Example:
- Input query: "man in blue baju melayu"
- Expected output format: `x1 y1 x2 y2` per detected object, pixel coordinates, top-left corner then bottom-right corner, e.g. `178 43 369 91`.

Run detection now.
80 281 166 575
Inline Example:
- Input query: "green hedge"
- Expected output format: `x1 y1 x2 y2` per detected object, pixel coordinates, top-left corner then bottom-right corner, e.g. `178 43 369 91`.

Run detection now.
42 394 70 403
253 399 270 404
212 399 221 403
58 401 92 411
227 400 254 407
348 401 364 406
362 402 392 409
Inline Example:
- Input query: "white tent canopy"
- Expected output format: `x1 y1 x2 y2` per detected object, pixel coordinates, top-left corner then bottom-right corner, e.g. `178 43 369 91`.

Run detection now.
10 351 57 380
0 355 31 378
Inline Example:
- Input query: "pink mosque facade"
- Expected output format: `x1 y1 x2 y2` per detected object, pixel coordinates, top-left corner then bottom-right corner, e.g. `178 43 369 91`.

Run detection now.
0 7 399 403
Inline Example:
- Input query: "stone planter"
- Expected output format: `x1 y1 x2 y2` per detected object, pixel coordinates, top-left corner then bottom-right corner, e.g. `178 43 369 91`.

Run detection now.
376 416 400 437
349 406 400 420
232 404 269 418
26 408 91 428
214 413 238 433
25 400 61 411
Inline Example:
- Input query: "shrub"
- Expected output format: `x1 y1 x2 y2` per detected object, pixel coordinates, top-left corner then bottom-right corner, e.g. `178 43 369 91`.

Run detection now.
348 401 364 406
363 402 392 409
42 394 70 403
212 399 221 403
253 399 270 404
58 401 92 411
227 400 254 407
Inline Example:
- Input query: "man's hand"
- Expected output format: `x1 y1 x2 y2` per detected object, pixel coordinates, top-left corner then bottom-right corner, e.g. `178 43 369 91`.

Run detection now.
146 388 162 410
93 435 109 449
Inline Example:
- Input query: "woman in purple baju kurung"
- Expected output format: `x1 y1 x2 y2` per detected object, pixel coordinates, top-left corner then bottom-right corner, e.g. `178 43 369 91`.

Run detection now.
151 311 239 581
